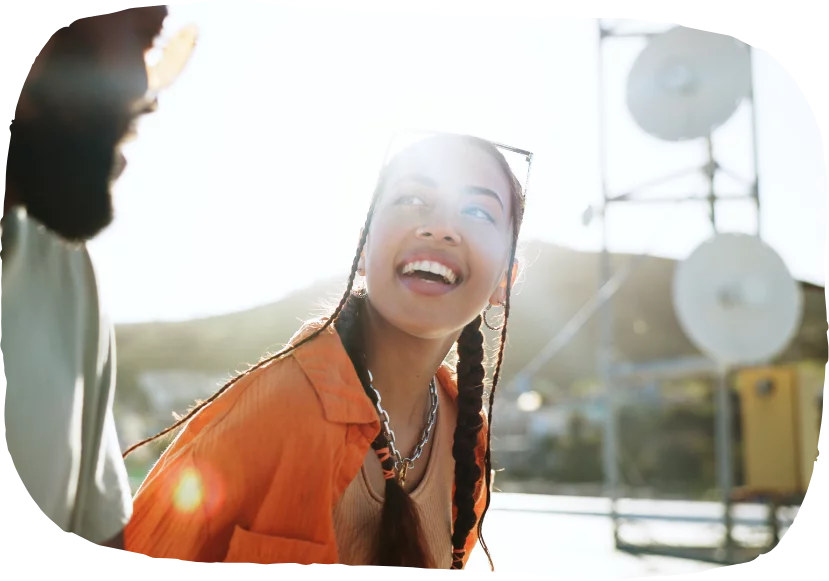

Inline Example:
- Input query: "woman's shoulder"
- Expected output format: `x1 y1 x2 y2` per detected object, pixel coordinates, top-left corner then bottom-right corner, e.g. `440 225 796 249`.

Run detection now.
173 320 341 447
197 344 329 435
126 331 346 558
163 317 376 468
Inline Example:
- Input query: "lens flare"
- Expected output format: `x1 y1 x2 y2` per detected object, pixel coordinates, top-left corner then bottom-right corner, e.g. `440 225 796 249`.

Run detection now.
172 467 204 513
517 390 543 413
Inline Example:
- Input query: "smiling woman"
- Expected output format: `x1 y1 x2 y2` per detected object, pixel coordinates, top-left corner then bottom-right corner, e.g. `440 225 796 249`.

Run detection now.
121 132 530 570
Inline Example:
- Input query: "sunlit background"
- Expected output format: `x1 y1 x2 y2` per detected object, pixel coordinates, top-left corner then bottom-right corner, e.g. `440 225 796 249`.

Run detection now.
88 3 825 324
73 3 827 578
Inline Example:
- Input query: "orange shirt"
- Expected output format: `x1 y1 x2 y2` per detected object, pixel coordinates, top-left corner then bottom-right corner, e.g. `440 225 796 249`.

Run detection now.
124 319 489 567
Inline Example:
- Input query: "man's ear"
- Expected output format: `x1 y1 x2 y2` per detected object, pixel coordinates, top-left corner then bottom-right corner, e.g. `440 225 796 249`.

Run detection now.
146 23 198 95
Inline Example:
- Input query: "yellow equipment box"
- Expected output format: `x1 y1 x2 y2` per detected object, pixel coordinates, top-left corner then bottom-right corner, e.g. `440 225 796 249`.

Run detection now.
735 362 824 497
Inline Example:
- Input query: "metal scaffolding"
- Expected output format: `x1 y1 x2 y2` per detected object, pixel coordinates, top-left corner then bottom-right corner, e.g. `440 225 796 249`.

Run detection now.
595 18 761 562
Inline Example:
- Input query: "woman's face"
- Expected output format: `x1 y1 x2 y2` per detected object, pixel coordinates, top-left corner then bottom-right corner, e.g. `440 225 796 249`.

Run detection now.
361 139 515 339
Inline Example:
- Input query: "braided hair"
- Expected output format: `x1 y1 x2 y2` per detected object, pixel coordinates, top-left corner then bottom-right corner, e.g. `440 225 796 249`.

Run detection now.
124 134 526 570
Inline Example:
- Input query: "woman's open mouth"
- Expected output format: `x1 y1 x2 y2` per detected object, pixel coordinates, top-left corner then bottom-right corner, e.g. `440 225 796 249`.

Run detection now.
396 259 463 297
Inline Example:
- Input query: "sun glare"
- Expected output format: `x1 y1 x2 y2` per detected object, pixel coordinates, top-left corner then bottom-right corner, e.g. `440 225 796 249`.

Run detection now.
173 467 205 514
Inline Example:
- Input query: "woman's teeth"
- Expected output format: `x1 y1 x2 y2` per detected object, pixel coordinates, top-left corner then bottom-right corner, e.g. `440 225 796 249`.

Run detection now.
400 260 458 284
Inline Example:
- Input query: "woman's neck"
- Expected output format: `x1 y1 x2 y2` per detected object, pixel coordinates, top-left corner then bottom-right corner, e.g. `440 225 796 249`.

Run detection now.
360 300 460 425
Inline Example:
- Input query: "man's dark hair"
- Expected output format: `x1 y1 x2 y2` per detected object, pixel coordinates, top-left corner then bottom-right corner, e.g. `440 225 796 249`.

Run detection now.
6 7 168 242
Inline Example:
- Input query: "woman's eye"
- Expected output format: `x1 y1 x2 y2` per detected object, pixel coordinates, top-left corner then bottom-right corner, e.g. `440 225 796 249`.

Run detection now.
396 195 427 206
464 206 496 223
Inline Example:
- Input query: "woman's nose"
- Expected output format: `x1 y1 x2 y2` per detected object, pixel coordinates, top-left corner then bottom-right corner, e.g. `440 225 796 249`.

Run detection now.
415 223 462 245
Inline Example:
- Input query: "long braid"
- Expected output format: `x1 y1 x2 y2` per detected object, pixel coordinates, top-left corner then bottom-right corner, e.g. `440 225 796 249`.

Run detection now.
123 193 380 459
474 245 518 570
442 135 523 571
335 289 434 568
449 315 486 569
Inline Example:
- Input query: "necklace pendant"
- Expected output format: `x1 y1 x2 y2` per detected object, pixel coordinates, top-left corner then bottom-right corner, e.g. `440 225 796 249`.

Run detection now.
397 462 409 488
367 372 439 491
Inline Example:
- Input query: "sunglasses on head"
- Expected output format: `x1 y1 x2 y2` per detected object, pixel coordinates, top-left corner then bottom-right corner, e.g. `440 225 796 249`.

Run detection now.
381 129 534 196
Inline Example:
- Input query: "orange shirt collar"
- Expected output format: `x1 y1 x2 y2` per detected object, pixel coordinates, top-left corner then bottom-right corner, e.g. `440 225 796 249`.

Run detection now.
289 318 459 426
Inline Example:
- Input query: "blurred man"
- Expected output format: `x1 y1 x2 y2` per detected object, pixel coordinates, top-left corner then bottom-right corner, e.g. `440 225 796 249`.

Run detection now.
2 6 193 549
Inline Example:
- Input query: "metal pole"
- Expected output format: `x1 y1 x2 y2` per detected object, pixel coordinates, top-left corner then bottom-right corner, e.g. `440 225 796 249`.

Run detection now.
768 496 780 549
597 18 620 546
747 46 762 239
705 135 717 231
600 185 621 549
715 366 735 563
706 132 734 561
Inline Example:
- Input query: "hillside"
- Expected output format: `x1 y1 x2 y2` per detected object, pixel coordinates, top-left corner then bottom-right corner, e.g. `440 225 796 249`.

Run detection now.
114 241 828 415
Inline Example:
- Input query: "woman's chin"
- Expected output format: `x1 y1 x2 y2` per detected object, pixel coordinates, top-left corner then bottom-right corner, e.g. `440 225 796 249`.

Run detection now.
381 312 469 342
364 283 485 341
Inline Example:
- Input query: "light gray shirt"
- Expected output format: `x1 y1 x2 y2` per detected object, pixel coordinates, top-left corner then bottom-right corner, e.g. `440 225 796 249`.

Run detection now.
2 207 132 543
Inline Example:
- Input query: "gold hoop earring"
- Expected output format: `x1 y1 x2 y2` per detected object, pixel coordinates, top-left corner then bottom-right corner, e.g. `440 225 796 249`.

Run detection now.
483 302 506 331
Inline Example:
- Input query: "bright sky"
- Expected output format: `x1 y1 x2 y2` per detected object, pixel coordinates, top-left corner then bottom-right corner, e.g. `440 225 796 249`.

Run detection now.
84 4 827 324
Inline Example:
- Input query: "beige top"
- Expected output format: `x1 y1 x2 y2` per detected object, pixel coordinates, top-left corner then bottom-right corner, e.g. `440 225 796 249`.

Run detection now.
333 384 458 568
2 208 132 543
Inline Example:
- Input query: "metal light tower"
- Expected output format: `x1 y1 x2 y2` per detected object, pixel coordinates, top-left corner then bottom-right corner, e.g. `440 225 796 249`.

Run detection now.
596 19 762 560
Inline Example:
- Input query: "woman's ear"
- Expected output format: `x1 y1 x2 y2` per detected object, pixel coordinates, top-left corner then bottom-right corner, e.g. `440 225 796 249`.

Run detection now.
488 260 520 306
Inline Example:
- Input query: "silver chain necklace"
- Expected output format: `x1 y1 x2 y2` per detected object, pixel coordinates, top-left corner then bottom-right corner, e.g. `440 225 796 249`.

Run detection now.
367 369 439 486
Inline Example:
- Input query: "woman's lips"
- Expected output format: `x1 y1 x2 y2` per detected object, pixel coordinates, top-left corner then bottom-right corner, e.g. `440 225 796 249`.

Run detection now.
396 253 464 283
397 271 460 297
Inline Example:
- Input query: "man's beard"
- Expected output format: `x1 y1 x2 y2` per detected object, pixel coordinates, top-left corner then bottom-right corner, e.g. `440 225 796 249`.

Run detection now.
7 113 124 242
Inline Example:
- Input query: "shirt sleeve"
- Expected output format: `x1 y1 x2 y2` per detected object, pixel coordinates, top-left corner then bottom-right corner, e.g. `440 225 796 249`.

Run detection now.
123 371 258 562
3 215 132 542
124 445 213 561
123 356 341 563
73 323 133 544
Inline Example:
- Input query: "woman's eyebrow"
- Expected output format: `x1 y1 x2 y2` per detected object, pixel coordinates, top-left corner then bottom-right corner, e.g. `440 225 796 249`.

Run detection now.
462 186 505 210
392 174 505 210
